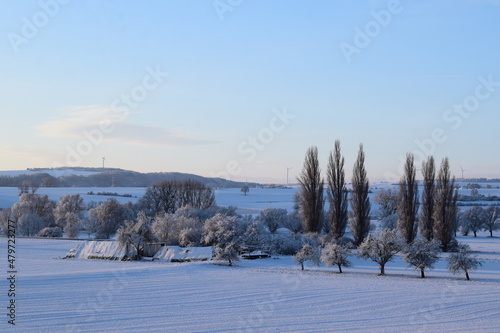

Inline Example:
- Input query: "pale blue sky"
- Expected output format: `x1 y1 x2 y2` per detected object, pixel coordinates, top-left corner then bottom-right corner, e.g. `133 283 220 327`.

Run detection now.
1 0 499 183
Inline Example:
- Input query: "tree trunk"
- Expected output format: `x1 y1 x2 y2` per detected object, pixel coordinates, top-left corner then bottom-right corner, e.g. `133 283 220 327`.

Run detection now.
301 262 304 270
473 230 477 237
420 269 425 278
379 264 385 276
465 270 470 281
338 264 343 274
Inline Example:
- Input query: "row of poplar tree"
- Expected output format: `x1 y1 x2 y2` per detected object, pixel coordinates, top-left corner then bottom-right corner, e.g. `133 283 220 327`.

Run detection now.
296 140 458 251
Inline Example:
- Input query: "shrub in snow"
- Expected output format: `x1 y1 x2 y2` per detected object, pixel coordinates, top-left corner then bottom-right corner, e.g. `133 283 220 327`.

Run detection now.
38 227 63 238
321 242 352 273
358 228 402 276
242 220 269 249
294 243 321 270
446 243 483 281
270 233 302 255
402 239 440 278
214 242 239 266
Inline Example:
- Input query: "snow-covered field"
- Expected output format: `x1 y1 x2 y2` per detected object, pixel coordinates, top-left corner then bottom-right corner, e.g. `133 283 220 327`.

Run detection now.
1 235 499 332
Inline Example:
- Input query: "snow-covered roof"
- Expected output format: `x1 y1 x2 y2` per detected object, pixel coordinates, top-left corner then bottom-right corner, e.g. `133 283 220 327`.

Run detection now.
67 240 137 260
153 246 213 262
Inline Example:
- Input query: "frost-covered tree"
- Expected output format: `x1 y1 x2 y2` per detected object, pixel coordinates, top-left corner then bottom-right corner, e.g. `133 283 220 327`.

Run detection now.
447 243 483 280
460 207 487 237
117 212 156 259
327 140 349 239
88 198 135 239
214 242 239 266
321 242 352 273
152 212 173 242
484 206 500 237
358 229 401 275
242 220 268 249
350 144 371 246
17 213 45 236
0 208 12 236
403 239 440 278
433 158 458 251
397 153 419 244
374 188 398 230
179 228 202 247
294 243 321 270
297 146 324 233
63 212 82 238
203 213 240 247
283 210 303 234
11 194 56 227
54 194 85 229
240 185 249 196
259 208 287 233
419 156 436 241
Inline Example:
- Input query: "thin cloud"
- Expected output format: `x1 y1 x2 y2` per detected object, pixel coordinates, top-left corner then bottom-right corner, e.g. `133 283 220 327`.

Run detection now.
37 105 213 146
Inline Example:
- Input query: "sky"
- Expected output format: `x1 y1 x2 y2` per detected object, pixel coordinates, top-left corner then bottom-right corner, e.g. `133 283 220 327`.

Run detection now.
1 0 499 184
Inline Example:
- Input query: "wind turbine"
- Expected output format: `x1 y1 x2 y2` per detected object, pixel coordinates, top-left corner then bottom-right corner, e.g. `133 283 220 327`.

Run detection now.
285 165 293 186
460 165 465 180
102 157 106 169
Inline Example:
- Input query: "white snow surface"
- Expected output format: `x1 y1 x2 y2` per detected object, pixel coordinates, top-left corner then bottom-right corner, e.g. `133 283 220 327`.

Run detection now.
1 236 499 332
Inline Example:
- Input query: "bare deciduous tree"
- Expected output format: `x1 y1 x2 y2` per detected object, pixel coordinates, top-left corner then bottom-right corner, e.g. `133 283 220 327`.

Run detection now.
139 179 216 215
350 144 371 246
397 153 419 243
297 146 324 233
327 140 348 239
403 239 440 278
447 243 483 280
374 188 398 230
419 156 435 241
433 158 458 252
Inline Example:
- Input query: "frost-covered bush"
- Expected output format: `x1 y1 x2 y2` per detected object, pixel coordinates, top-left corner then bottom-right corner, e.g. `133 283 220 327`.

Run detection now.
294 243 321 270
269 233 302 255
321 242 352 273
38 227 63 238
447 243 483 280
403 239 440 278
242 220 269 249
